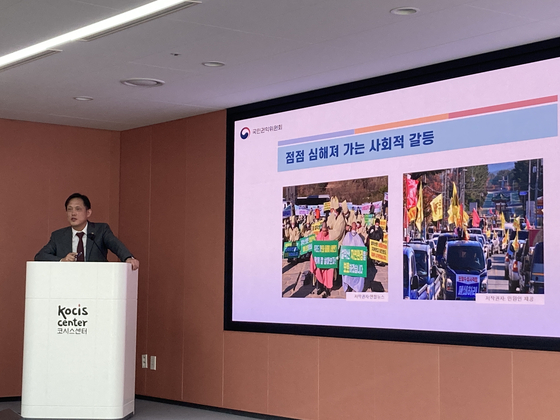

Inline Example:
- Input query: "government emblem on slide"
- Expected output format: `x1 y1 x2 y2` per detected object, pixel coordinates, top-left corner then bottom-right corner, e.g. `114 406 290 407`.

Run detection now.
240 127 250 139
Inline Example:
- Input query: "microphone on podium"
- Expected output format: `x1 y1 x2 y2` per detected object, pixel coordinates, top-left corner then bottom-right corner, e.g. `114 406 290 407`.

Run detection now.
87 232 107 262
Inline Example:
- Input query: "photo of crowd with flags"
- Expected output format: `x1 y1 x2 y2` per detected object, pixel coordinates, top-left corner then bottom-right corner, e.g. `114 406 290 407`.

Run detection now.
282 176 388 299
403 159 544 300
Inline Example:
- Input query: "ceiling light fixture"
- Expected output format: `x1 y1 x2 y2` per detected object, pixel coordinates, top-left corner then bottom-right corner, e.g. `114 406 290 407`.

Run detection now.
0 0 200 71
390 7 419 15
73 96 94 101
202 61 225 67
120 78 165 87
0 49 61 73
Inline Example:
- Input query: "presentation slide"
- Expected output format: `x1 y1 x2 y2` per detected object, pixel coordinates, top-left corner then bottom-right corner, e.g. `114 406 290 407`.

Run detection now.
228 51 557 346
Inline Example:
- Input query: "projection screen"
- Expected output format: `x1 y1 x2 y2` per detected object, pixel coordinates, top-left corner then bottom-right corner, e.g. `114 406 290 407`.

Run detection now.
225 38 560 351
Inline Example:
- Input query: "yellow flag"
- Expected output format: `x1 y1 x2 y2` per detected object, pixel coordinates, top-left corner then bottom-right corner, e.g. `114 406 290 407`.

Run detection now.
430 194 443 222
451 182 459 206
513 216 520 231
500 212 506 229
447 205 455 225
415 183 423 231
408 207 417 224
447 182 460 225
512 229 519 251
502 230 509 248
462 209 470 227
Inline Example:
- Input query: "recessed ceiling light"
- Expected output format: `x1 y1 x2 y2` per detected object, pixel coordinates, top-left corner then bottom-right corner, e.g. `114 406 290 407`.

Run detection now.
390 7 419 15
73 96 93 101
202 61 225 67
120 78 165 87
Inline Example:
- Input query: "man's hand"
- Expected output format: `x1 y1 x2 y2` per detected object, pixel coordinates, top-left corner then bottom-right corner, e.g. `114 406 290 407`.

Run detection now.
126 257 140 271
62 252 78 262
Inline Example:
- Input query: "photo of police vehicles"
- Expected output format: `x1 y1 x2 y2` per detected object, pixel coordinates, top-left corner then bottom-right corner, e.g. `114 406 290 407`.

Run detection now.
403 159 544 300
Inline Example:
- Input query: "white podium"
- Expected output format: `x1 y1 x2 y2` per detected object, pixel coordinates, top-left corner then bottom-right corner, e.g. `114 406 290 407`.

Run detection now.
22 262 138 420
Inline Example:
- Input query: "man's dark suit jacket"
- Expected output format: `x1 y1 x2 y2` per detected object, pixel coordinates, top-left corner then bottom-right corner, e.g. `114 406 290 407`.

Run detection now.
34 222 133 262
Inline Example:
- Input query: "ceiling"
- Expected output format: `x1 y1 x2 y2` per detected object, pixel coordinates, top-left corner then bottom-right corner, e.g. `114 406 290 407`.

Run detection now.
1 0 560 131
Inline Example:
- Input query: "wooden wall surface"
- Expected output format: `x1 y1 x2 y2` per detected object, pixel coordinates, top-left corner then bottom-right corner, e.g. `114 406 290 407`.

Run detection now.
2 113 560 420
0 118 120 397
119 111 560 420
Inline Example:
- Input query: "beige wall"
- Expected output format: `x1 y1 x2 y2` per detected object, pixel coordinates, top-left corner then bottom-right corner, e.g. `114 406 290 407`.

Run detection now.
0 118 120 397
119 111 560 420
2 113 560 419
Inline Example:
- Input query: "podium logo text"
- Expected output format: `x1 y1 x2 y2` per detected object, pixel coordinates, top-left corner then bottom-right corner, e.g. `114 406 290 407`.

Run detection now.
57 304 89 335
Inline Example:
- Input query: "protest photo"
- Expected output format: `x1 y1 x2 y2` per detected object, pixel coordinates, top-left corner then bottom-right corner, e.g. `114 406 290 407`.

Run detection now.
403 159 544 300
281 176 388 299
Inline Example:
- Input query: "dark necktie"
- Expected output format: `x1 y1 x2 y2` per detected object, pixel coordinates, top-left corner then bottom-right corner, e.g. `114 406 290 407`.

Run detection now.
76 232 85 261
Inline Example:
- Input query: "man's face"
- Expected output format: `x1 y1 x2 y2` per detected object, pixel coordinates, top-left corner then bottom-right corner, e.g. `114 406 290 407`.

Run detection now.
66 198 91 231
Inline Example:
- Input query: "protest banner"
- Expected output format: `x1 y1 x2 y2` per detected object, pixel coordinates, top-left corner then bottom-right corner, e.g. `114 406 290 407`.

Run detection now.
312 221 322 234
295 206 309 216
369 240 388 263
339 245 367 277
312 240 338 268
299 235 315 254
283 241 299 258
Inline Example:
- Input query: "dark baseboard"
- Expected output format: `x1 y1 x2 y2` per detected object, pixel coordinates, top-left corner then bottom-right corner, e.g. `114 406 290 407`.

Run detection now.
0 398 20 403
136 395 298 420
1 395 293 420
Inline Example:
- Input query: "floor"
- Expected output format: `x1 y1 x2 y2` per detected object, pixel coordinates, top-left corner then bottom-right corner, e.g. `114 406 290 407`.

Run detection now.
0 398 278 420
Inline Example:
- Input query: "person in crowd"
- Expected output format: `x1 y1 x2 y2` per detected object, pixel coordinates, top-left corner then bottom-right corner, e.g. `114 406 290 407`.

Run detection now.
287 216 301 242
301 223 313 237
356 220 367 243
341 222 366 293
382 198 388 219
327 208 336 230
329 207 346 245
283 219 290 241
355 208 364 226
306 209 315 225
342 201 356 225
368 218 384 242
367 218 385 266
309 223 335 298
314 206 321 220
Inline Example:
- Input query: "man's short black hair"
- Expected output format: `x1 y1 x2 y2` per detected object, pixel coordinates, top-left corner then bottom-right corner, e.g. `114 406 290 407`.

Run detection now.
65 193 91 210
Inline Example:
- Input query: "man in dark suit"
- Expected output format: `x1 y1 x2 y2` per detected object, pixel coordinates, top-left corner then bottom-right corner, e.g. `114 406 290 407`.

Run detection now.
35 193 140 270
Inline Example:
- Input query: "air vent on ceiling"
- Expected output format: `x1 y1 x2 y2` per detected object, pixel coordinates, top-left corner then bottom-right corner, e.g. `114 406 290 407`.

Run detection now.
0 49 62 73
77 1 200 42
